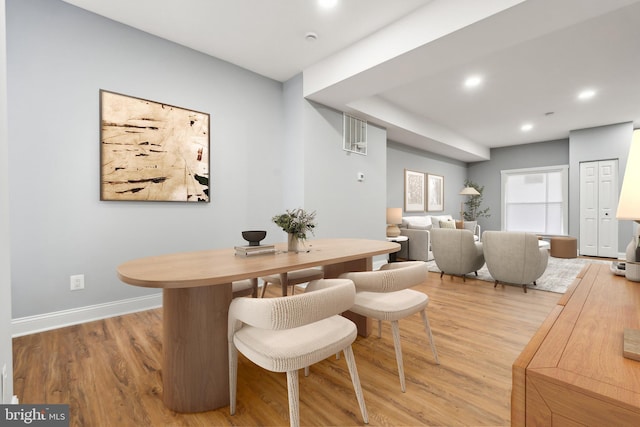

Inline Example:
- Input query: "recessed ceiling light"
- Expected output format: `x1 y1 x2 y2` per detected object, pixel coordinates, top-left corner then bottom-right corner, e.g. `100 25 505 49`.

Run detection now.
521 123 533 132
305 32 318 42
318 0 338 8
464 76 483 88
578 89 596 100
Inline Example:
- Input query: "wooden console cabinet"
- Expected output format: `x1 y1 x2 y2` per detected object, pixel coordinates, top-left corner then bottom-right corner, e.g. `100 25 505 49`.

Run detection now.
512 263 640 426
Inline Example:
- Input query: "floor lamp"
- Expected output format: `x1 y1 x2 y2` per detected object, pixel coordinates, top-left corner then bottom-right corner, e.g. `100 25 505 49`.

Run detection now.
459 186 480 223
616 130 640 281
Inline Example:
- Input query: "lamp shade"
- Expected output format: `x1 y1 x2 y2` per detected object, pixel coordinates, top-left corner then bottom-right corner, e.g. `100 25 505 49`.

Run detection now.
459 186 480 196
386 207 402 224
617 130 640 220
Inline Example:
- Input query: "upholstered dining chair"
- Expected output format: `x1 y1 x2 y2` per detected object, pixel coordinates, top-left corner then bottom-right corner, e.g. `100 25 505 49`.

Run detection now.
259 267 324 297
430 228 485 281
228 278 368 427
482 231 549 293
231 279 258 298
340 261 440 392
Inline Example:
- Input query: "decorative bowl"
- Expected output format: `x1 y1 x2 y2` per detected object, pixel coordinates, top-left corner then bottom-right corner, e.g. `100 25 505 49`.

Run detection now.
241 230 267 246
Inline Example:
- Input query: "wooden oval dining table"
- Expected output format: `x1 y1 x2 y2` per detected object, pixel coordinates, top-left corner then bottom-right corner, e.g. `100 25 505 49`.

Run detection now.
117 238 400 413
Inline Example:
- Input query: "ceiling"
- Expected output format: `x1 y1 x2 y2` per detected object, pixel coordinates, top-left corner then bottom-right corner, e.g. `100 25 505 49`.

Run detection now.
61 0 640 162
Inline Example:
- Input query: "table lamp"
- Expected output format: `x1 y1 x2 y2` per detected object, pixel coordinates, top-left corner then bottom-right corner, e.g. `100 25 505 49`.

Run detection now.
459 186 480 222
386 207 402 237
616 130 640 281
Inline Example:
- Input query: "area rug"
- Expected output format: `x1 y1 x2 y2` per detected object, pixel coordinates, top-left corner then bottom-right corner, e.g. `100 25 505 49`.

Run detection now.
426 257 610 293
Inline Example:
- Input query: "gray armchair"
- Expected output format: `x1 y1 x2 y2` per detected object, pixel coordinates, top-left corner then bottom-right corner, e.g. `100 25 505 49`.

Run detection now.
482 231 548 293
430 228 485 281
398 216 481 262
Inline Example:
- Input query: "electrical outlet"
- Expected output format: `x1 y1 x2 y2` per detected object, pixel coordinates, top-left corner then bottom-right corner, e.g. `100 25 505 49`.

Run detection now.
70 274 85 291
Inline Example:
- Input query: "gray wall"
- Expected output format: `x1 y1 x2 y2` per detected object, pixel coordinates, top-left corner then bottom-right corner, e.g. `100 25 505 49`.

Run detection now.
1 0 14 403
467 139 570 233
6 0 389 321
569 122 634 253
7 0 287 318
467 123 634 254
304 101 387 241
282 74 305 208
387 140 468 220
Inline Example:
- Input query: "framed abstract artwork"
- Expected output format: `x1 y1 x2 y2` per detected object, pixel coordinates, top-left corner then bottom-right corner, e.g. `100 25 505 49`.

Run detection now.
404 169 426 212
427 173 444 211
100 90 210 202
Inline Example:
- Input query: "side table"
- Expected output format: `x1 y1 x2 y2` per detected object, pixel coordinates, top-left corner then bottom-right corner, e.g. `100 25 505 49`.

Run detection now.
386 235 409 262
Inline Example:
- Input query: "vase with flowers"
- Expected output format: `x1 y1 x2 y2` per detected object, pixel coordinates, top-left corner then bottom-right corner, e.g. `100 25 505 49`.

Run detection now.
272 208 317 253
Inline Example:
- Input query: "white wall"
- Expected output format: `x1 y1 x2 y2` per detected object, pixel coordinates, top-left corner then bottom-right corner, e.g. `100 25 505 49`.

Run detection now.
7 0 286 318
1 0 14 403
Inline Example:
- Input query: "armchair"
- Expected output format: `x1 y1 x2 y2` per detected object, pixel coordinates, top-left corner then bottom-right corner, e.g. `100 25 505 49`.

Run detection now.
482 231 548 293
430 228 485 281
398 215 481 261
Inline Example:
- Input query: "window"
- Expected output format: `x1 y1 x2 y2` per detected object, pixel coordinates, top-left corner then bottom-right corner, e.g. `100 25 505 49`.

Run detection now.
343 113 367 155
501 165 569 235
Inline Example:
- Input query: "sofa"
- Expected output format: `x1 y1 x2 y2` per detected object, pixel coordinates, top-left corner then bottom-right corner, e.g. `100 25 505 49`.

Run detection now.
397 215 480 261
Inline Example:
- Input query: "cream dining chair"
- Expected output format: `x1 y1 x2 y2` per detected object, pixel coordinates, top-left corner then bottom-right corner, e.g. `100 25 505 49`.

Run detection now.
228 278 369 427
259 267 324 297
231 278 258 298
340 261 440 392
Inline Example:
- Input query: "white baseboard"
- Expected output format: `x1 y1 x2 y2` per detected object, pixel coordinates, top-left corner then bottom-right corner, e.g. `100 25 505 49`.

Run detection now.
12 261 393 337
11 293 162 337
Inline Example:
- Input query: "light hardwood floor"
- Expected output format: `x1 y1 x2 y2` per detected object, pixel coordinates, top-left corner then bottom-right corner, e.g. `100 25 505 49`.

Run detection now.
13 271 560 426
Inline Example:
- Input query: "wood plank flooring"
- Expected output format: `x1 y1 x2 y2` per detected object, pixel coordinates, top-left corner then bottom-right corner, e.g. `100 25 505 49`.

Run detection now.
13 272 560 426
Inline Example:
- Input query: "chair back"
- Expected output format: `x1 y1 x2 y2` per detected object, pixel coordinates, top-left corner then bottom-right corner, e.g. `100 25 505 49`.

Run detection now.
482 231 548 284
430 228 484 275
228 278 355 339
340 261 427 293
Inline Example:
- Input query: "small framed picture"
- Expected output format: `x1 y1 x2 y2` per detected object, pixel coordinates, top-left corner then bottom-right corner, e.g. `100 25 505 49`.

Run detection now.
404 169 426 212
427 174 444 211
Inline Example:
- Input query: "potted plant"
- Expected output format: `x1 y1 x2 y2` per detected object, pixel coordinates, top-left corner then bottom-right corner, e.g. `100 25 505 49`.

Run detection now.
463 179 490 221
272 208 317 252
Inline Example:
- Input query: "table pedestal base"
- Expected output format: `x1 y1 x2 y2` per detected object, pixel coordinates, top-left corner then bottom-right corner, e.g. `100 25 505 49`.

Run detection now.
163 285 232 412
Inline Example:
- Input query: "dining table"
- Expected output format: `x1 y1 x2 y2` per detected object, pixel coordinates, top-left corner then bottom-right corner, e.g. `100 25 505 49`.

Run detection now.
117 238 400 413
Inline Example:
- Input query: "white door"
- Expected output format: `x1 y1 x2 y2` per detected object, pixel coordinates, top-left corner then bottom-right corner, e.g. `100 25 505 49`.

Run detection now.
597 160 618 258
579 162 598 256
579 160 619 258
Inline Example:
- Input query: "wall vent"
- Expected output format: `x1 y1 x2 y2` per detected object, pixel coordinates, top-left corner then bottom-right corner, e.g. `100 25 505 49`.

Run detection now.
343 113 367 155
